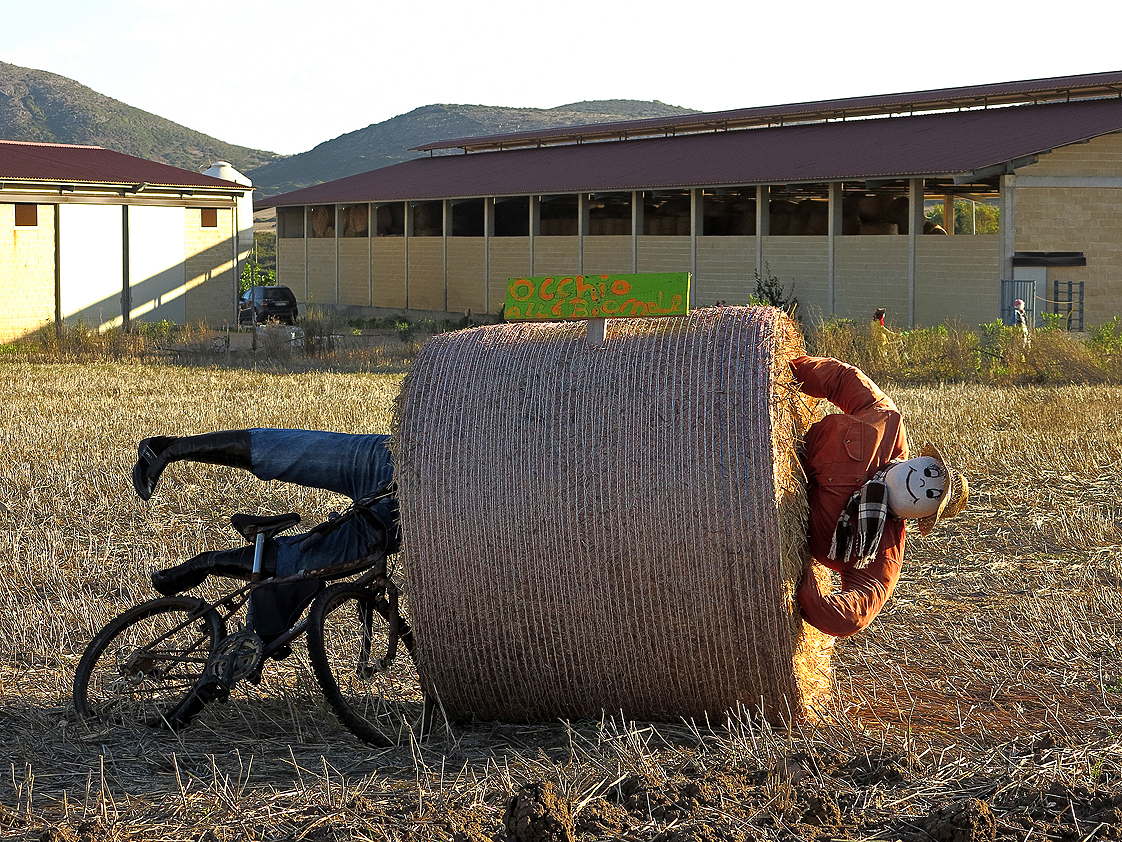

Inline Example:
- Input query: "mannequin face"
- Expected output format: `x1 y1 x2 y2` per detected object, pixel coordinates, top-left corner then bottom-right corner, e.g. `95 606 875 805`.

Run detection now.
884 457 947 518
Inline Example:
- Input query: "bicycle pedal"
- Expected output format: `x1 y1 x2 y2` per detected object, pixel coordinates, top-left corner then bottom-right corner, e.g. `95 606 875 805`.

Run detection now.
196 678 230 704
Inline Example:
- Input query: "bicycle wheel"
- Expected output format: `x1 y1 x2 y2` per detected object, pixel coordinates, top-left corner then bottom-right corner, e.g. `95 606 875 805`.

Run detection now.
73 596 225 730
307 582 430 746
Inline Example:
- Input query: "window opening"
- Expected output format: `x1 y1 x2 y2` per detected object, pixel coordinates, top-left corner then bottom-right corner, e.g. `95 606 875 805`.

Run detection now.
494 197 529 237
14 204 38 227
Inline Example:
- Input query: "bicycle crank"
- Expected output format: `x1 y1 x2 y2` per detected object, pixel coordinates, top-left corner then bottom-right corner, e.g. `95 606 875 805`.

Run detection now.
205 631 264 686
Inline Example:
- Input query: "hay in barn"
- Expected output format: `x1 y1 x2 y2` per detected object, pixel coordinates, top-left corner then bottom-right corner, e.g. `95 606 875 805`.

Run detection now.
392 306 833 724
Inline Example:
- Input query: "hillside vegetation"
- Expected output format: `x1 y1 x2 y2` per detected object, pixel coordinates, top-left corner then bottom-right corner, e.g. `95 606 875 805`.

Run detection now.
0 60 696 198
0 61 280 174
246 100 698 197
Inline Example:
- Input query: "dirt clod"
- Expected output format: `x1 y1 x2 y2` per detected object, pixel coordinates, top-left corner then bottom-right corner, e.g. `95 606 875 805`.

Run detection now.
924 798 997 842
575 797 629 836
801 792 843 828
504 781 574 842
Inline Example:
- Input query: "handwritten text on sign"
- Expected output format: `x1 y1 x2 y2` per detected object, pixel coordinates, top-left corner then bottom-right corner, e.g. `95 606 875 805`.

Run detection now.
505 272 691 321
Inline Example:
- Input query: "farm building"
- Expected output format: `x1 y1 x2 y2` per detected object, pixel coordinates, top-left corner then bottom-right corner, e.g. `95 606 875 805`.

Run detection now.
257 70 1122 329
0 141 252 343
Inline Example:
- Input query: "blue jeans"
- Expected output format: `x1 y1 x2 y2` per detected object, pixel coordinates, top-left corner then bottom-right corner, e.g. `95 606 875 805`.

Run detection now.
215 429 394 577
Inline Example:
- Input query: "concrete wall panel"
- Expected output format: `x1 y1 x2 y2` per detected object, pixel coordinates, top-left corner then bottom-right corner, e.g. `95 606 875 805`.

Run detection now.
696 238 756 305
0 203 56 342
447 239 487 314
408 239 445 311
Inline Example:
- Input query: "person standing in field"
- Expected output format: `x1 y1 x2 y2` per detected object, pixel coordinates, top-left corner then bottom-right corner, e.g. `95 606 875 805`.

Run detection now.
791 356 969 637
871 307 899 358
1012 298 1031 350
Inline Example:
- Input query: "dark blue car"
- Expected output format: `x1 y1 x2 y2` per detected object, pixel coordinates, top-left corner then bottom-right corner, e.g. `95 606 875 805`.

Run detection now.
238 285 299 325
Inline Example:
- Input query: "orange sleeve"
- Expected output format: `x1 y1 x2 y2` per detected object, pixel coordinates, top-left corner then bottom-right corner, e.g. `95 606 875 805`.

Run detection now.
790 356 894 416
796 523 905 637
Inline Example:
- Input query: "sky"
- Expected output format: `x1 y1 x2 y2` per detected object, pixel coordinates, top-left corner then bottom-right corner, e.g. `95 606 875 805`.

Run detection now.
7 0 1122 157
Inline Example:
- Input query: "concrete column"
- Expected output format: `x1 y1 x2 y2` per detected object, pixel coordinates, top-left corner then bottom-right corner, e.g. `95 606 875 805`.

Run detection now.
690 188 702 306
755 186 769 288
907 178 924 327
529 195 540 274
999 175 1016 286
303 205 309 302
484 197 494 315
121 204 131 330
443 199 451 312
578 192 589 273
404 202 414 311
827 182 842 316
631 191 643 272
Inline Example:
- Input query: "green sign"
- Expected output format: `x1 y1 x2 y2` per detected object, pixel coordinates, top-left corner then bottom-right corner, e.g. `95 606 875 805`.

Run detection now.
505 272 690 321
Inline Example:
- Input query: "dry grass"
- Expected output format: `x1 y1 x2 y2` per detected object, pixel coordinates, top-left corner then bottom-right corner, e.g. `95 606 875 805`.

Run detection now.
2 359 1121 841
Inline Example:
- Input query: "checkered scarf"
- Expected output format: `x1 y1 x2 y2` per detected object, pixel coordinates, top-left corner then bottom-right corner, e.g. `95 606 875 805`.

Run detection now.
828 461 903 568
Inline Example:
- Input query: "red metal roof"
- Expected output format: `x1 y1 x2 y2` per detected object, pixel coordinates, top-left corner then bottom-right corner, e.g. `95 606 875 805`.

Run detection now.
0 140 248 191
257 98 1122 208
415 70 1122 152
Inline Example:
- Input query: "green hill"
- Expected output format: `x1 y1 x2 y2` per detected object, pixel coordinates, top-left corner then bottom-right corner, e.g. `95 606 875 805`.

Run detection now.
247 100 698 198
0 61 279 173
0 60 697 198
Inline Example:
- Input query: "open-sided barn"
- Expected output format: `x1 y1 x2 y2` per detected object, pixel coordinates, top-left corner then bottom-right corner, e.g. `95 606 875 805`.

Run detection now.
258 71 1122 329
0 143 251 342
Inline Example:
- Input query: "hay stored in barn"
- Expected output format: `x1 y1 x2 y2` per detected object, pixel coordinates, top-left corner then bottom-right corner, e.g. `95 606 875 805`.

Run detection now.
392 306 833 724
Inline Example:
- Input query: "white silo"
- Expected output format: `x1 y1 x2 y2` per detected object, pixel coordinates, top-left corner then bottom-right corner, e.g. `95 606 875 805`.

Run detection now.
205 161 254 280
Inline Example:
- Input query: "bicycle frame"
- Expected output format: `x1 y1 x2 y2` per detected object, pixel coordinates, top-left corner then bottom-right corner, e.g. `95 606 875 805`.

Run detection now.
74 487 423 745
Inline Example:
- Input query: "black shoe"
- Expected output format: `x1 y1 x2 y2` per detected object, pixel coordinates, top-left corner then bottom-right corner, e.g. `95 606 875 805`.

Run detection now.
151 551 217 596
132 436 176 501
151 548 264 596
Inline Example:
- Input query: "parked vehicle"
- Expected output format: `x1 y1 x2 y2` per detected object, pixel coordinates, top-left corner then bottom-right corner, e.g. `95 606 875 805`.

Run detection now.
238 285 299 325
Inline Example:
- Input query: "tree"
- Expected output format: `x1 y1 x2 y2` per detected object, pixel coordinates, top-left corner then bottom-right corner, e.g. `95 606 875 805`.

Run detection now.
925 200 999 235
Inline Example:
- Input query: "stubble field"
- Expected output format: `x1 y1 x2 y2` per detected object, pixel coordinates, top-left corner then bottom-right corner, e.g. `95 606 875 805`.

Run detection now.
1 359 1120 842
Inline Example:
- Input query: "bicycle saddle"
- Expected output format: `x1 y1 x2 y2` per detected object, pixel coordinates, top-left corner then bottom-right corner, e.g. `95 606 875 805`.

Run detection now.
230 512 301 543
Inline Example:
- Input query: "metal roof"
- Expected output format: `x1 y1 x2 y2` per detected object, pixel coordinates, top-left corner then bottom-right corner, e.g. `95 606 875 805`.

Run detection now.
0 140 248 192
415 70 1122 152
256 97 1122 209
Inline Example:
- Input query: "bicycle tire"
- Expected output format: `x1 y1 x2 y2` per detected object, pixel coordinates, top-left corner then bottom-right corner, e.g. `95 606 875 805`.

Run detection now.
73 596 225 730
306 581 431 746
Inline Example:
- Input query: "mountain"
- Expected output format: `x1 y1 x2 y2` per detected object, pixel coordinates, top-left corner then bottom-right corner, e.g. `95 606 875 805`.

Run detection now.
0 60 697 198
0 61 279 174
247 100 698 198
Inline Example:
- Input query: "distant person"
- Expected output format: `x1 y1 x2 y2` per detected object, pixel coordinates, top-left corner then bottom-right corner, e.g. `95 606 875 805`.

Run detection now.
792 356 969 636
871 307 898 357
1012 298 1031 350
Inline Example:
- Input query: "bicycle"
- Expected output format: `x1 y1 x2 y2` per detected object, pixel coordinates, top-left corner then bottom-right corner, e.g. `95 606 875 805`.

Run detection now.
72 487 434 746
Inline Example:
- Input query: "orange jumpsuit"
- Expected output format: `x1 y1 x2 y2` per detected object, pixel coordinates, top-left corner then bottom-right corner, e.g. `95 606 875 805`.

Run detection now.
791 356 909 637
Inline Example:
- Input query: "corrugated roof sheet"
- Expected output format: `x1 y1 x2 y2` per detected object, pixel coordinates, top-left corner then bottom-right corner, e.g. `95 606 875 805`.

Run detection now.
0 140 247 191
415 70 1122 152
257 98 1122 208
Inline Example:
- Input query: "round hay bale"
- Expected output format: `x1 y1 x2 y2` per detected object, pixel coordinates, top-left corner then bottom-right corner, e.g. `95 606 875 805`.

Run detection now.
393 306 833 724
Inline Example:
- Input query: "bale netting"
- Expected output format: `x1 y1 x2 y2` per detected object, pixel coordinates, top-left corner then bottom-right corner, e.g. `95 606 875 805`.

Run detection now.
392 305 834 724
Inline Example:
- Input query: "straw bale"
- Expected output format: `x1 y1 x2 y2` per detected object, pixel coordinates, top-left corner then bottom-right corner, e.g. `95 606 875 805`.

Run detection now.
311 206 333 238
393 306 832 724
